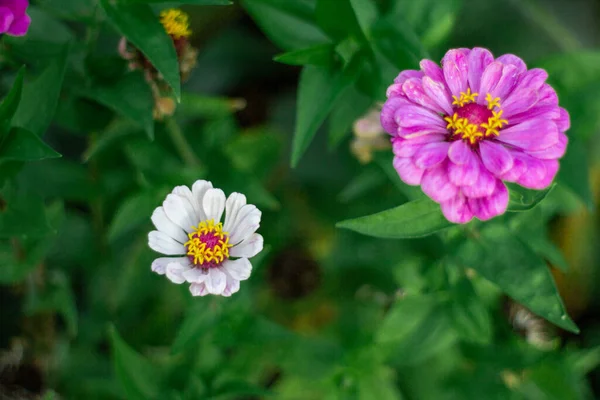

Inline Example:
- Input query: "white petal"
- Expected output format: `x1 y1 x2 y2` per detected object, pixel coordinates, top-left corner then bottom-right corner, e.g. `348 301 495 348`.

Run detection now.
183 267 208 283
151 207 188 243
192 180 213 221
230 234 263 258
223 258 252 281
166 261 191 284
148 231 186 255
221 277 240 297
205 268 227 294
223 193 247 232
151 257 188 275
172 185 201 224
203 188 226 223
163 193 197 233
189 283 209 296
229 206 261 244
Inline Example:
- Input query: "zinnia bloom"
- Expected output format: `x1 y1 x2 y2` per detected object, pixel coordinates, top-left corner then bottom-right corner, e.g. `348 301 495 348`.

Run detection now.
381 48 569 223
148 180 263 297
0 0 31 36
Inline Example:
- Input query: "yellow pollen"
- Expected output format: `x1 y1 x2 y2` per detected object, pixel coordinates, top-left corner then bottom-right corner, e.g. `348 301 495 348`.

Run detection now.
452 88 479 107
160 9 192 39
485 93 501 110
184 219 232 266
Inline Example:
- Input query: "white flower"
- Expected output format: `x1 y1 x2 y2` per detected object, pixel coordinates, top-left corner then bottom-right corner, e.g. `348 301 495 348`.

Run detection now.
148 180 263 297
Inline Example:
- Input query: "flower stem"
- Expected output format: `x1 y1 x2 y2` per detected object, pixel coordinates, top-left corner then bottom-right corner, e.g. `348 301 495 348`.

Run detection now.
165 117 200 167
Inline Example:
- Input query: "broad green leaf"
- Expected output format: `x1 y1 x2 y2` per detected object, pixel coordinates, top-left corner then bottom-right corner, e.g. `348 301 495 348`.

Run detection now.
274 44 335 67
12 45 69 137
448 276 492 344
558 138 594 210
0 67 25 136
292 59 362 167
525 361 582 400
337 197 452 239
356 366 403 400
370 16 427 70
241 0 328 51
517 233 569 272
455 224 578 333
506 182 555 212
391 0 460 48
80 72 154 139
0 128 61 161
348 0 379 37
108 189 165 242
328 85 372 149
0 186 52 238
315 0 363 40
101 0 181 100
109 325 162 400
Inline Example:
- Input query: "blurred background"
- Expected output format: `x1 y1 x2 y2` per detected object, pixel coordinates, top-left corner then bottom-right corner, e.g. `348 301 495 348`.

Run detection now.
0 0 599 398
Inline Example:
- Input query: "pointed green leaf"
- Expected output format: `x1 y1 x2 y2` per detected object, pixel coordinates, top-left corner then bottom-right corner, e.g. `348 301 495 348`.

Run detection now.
101 0 181 100
0 128 61 161
315 0 363 40
337 197 453 239
0 186 52 238
108 189 164 242
0 67 26 134
448 276 492 344
506 182 555 212
456 224 578 333
121 0 230 4
328 85 372 149
274 44 335 67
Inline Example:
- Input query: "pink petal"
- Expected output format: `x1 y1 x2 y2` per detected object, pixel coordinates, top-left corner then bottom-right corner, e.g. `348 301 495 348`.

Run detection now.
394 70 423 84
526 132 568 160
515 68 547 92
537 159 559 188
514 154 548 189
462 162 496 198
402 78 445 113
480 141 514 176
441 192 474 224
469 180 509 221
496 54 527 75
498 119 558 151
386 83 404 98
502 88 539 118
537 84 558 107
448 140 473 165
442 49 470 97
395 104 446 129
2 0 28 16
422 76 453 115
477 62 503 104
398 126 447 139
556 107 570 132
393 157 425 185
490 64 520 100
7 12 29 36
421 162 457 202
392 134 445 157
420 59 445 83
467 47 494 94
508 104 559 125
0 7 14 33
381 97 411 135
414 141 450 169
448 157 479 186
499 152 527 182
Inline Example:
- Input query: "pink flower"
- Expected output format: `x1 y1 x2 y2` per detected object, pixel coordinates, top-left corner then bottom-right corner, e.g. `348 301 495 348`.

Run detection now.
380 48 569 224
0 0 30 37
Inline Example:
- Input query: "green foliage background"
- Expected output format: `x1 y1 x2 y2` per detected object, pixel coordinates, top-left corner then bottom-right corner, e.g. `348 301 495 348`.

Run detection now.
0 0 599 399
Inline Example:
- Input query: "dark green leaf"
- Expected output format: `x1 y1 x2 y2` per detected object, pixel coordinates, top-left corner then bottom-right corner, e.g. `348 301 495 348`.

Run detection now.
292 59 362 167
241 0 328 51
0 128 61 161
12 45 69 137
328 85 372 148
338 165 387 203
315 0 363 40
274 44 335 67
455 224 578 333
83 120 140 161
337 197 453 239
558 138 594 210
374 151 424 200
101 0 181 100
0 67 25 135
171 303 218 354
120 0 230 3
449 276 492 344
506 182 555 212
179 93 246 118
108 189 165 242
109 325 162 400
371 16 427 70
0 187 52 238
80 72 154 139
348 0 379 37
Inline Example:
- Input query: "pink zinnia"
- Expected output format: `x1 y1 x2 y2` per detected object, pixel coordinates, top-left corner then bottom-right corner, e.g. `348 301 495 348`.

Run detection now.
380 48 569 223
0 0 30 36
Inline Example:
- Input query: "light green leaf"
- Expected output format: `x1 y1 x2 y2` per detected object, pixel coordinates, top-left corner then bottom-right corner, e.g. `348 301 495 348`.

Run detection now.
506 182 555 212
241 0 328 51
12 45 69 137
80 72 154 139
337 197 453 239
0 128 61 161
292 59 362 167
455 224 578 333
274 44 335 67
101 0 181 100
109 325 162 400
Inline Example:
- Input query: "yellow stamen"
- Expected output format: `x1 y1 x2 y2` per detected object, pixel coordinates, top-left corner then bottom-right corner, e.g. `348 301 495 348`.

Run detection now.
184 219 232 266
160 9 192 39
446 92 510 143
485 93 501 110
452 88 479 107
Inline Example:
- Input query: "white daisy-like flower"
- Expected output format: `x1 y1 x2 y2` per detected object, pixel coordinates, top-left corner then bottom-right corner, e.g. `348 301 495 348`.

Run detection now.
148 180 263 297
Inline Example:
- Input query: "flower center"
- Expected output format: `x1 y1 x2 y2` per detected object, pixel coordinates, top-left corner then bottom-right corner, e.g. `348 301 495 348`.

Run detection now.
160 9 192 39
184 219 232 268
444 91 508 145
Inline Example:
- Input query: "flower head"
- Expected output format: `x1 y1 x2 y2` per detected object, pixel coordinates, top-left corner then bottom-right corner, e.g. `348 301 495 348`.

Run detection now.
0 0 31 37
160 8 191 40
148 180 263 297
381 48 569 223
351 107 390 163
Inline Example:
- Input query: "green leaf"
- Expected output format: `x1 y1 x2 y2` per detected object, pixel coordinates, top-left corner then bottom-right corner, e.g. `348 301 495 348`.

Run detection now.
12 45 69 137
0 128 61 161
338 165 387 203
391 0 460 48
108 189 164 242
448 276 492 344
274 44 335 67
370 16 427 70
80 73 154 139
171 303 218 354
101 0 181 100
109 325 162 400
0 67 25 135
373 151 424 200
558 138 594 210
241 0 328 51
120 0 230 3
315 0 363 41
328 85 372 149
0 186 52 238
292 59 362 167
179 93 246 118
506 182 555 212
337 197 453 239
348 0 379 37
455 224 578 333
